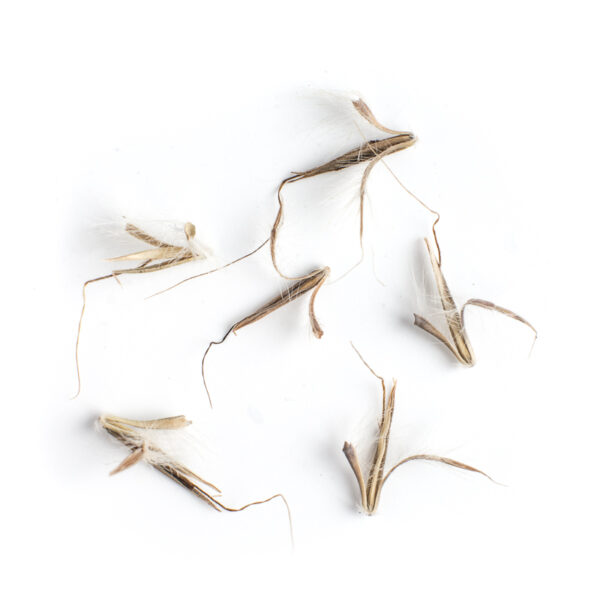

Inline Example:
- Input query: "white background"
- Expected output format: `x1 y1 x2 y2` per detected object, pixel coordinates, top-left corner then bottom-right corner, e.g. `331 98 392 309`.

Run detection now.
2 1 599 598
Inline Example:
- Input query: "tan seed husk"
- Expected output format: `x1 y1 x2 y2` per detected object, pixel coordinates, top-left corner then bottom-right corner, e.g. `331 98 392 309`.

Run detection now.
99 414 293 543
201 266 330 406
413 238 537 365
343 344 494 515
270 98 416 279
73 222 207 398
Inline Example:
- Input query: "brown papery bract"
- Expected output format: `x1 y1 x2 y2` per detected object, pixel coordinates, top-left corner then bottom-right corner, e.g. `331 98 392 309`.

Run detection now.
99 414 293 545
73 222 211 398
342 344 494 515
201 266 330 407
270 98 417 279
413 238 538 366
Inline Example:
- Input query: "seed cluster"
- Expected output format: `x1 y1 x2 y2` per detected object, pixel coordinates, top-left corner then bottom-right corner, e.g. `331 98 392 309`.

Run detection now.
74 96 536 542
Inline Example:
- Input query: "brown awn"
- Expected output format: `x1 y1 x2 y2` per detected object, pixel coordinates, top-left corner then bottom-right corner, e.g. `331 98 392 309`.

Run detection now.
413 238 537 366
99 414 293 543
270 98 417 278
343 345 494 514
201 266 330 406
74 221 209 398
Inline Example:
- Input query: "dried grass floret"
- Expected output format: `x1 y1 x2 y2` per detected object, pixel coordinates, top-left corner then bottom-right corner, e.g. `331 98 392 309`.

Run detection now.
99 414 293 543
202 266 330 406
414 238 537 365
270 98 416 278
73 221 209 398
342 345 494 515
